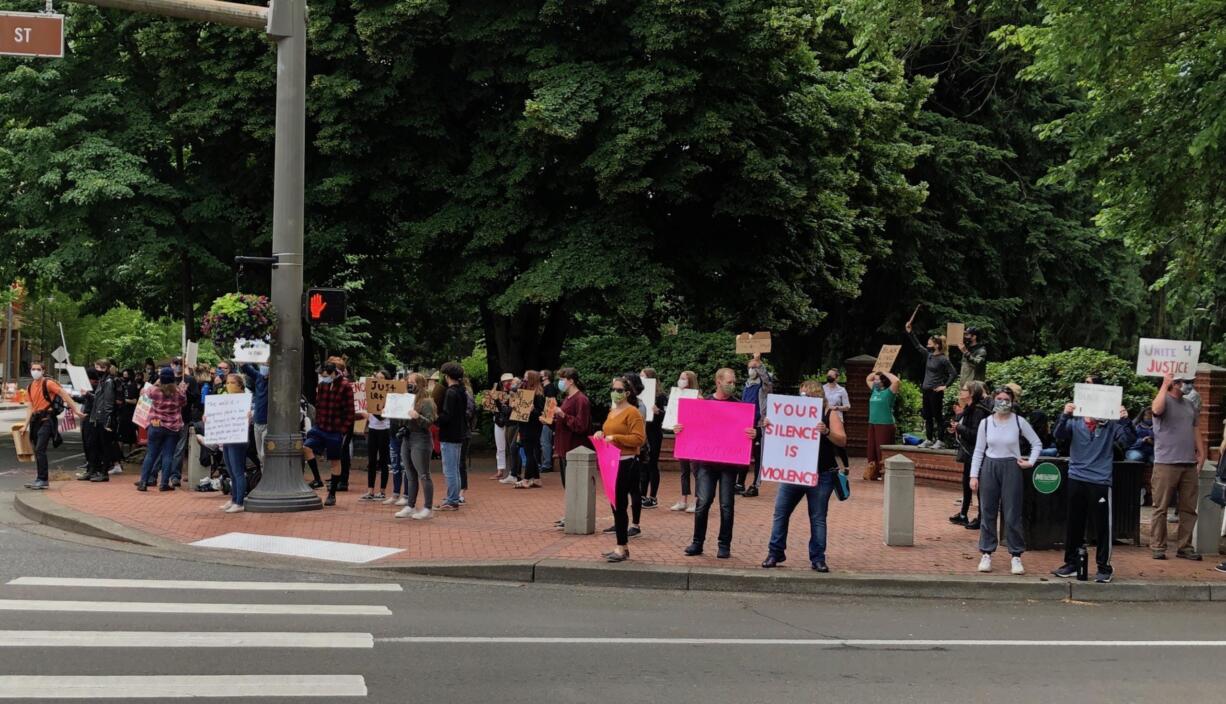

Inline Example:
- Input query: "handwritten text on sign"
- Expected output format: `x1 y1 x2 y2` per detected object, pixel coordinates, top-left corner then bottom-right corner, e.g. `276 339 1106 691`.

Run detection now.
203 393 252 445
673 398 754 466
1072 383 1123 420
761 394 824 487
1136 338 1200 378
366 378 407 417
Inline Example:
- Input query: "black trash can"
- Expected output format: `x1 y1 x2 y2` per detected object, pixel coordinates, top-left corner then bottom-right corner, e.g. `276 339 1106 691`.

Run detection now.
1021 458 1144 550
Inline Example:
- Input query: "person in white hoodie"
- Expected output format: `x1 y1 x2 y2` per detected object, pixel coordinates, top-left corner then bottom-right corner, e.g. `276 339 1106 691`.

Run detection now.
970 386 1041 575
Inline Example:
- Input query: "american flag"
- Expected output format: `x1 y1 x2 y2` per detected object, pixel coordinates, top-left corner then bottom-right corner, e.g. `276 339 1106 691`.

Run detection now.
58 412 76 434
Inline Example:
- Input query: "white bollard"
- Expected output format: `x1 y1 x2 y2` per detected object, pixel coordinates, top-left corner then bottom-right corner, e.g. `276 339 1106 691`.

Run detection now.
564 446 597 535
884 453 915 547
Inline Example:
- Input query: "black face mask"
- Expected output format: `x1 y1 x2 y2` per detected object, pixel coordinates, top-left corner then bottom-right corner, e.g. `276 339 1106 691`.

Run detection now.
827 376 837 383
407 384 418 393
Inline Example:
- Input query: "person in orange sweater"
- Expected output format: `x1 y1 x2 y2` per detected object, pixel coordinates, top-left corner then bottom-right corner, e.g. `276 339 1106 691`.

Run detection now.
594 374 646 563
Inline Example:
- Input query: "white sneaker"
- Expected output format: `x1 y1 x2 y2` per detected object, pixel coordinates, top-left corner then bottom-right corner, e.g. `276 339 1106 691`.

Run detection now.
225 504 245 514
931 441 945 450
1011 557 1025 575
108 464 123 475
382 495 399 505
919 440 934 449
669 501 687 511
219 501 233 511
978 554 992 573
395 497 409 506
499 475 518 485
411 508 433 520
685 503 697 513
394 507 415 519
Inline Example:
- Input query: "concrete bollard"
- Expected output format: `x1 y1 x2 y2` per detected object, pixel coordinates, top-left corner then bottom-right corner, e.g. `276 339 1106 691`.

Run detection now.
564 446 597 535
187 427 207 488
883 453 915 547
1194 460 1223 556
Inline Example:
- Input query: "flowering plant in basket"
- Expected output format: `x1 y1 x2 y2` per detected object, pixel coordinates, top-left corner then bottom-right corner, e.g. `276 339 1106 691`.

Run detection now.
201 294 278 350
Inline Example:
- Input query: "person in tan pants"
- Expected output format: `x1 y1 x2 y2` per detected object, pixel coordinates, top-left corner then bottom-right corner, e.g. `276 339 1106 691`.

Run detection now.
1149 373 1207 560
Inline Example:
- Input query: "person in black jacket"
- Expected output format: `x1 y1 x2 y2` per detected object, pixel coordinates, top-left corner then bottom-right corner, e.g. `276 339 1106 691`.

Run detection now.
638 367 669 508
435 362 469 511
906 321 958 449
951 381 991 528
79 360 118 482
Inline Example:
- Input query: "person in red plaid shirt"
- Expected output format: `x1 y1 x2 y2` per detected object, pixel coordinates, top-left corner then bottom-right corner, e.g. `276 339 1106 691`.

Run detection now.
303 362 355 506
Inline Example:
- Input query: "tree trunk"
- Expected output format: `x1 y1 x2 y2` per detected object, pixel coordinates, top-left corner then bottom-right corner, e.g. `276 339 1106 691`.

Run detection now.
482 303 569 387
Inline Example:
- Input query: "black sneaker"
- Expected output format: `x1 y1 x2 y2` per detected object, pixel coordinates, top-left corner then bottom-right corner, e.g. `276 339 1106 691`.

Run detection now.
324 493 336 507
1051 564 1078 579
308 480 324 489
716 546 731 559
733 484 745 496
158 484 174 492
949 513 969 526
1094 569 1113 584
628 526 641 538
1176 548 1203 562
965 517 981 530
89 473 109 483
602 525 616 534
1216 562 1226 574
336 482 349 492
812 561 829 573
683 543 703 557
743 485 759 498
642 497 658 509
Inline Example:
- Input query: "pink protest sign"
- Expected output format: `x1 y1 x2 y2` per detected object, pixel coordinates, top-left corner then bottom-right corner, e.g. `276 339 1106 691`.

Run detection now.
674 398 754 466
591 435 622 507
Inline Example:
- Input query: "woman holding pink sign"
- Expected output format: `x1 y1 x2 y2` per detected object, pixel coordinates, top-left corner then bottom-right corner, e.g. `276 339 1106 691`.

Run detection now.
594 375 646 563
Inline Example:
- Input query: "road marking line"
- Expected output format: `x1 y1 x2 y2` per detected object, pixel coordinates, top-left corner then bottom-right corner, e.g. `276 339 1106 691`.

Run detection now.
0 631 373 648
0 675 367 699
376 636 1226 647
0 600 390 616
8 577 401 592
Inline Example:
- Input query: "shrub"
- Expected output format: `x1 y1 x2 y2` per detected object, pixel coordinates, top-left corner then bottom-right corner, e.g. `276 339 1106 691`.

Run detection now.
894 379 923 435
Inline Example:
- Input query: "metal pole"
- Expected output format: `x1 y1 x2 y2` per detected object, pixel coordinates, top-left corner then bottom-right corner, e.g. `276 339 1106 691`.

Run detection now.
4 303 13 385
246 0 317 511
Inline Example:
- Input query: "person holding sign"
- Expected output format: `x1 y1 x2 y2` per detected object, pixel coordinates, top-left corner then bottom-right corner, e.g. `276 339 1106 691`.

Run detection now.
393 373 437 520
676 369 758 559
862 371 900 481
737 354 774 498
1050 378 1134 582
21 361 84 491
950 382 991 528
905 322 957 449
136 368 187 492
1149 372 1207 561
213 374 253 514
760 381 847 573
668 371 701 512
969 386 1041 575
956 327 988 384
513 371 547 490
360 371 393 502
593 375 646 563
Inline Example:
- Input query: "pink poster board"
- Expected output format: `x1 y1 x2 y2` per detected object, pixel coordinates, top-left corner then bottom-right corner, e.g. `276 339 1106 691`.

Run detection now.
591 435 622 507
673 398 754 466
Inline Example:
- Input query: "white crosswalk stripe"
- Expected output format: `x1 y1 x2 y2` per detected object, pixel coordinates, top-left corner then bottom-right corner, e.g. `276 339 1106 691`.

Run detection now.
0 576 392 698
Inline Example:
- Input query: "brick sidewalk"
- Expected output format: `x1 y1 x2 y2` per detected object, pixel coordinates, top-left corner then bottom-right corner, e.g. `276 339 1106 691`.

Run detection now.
37 455 1221 582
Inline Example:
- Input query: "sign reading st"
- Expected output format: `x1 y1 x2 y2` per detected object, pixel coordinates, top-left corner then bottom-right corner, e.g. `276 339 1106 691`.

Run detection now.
0 12 64 58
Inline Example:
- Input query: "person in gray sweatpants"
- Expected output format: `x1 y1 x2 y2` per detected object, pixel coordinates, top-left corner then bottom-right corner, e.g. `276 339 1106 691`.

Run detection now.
393 373 437 520
970 386 1041 575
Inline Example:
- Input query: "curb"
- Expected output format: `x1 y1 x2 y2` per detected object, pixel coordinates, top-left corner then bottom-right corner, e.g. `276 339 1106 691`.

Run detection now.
13 493 1223 602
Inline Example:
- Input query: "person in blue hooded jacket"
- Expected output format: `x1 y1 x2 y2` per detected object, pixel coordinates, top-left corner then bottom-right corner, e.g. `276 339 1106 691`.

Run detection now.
1049 377 1136 583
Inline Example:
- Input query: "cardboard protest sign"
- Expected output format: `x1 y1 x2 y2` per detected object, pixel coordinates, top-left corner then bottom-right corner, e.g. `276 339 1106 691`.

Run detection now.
761 394 825 487
202 392 252 445
482 389 507 412
232 339 270 364
1073 383 1123 420
873 345 901 373
641 377 658 422
1136 338 1201 378
735 331 772 355
509 389 536 422
673 398 755 466
662 387 699 431
591 436 622 508
382 393 416 420
946 323 965 347
366 378 407 417
66 365 91 392
541 397 558 425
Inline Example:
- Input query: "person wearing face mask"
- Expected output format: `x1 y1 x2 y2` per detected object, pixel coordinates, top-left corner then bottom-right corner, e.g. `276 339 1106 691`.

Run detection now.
513 371 548 490
669 370 702 512
495 374 524 484
969 386 1041 574
22 361 84 490
360 370 393 502
637 368 668 508
675 368 758 559
240 361 270 465
212 373 252 513
325 356 358 492
822 370 851 472
956 327 988 385
117 369 139 451
435 362 470 510
79 359 118 483
305 362 355 506
550 367 592 487
736 354 774 498
905 322 958 449
951 381 991 528
490 373 514 480
539 369 557 474
169 357 201 489
595 375 647 562
1149 372 1207 561
863 371 900 481
393 373 437 519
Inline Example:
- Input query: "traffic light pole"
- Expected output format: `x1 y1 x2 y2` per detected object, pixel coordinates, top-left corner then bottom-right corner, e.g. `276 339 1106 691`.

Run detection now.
70 0 319 511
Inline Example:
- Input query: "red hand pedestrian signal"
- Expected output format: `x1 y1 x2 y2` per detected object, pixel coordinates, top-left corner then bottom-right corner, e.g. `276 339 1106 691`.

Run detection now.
309 293 327 320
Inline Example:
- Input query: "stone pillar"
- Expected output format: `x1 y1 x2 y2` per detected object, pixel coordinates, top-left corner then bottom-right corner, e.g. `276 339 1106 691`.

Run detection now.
1194 460 1223 556
1194 363 1225 461
564 446 597 535
843 354 876 457
883 453 915 546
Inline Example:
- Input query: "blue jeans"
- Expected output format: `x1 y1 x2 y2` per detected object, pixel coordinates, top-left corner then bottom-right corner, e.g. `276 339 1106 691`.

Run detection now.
1125 449 1149 462
540 425 554 471
1039 447 1059 457
767 471 835 565
223 443 247 505
389 432 404 494
441 441 463 506
140 425 179 487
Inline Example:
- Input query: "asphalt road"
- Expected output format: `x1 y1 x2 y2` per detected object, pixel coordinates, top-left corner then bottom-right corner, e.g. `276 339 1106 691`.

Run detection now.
0 481 1220 702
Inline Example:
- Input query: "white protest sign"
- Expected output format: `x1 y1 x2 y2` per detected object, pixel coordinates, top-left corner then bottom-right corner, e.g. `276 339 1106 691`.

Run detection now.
760 393 824 487
202 392 252 445
641 377 658 422
662 387 699 431
1137 338 1200 378
184 340 199 369
232 339 270 364
66 365 91 392
1073 383 1123 420
383 393 416 420
132 393 153 429
352 377 367 413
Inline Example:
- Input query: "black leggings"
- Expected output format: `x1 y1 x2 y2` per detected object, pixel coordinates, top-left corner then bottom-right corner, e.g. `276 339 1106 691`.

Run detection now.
736 440 762 487
922 389 944 442
960 456 976 517
613 458 642 546
366 428 390 490
641 427 662 499
522 435 541 480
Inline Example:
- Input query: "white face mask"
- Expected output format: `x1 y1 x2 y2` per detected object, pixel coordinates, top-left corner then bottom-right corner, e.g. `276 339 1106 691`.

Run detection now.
748 367 759 379
30 370 43 380
677 378 688 389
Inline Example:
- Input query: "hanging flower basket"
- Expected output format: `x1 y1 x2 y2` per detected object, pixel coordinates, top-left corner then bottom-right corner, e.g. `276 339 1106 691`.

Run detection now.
201 293 278 351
